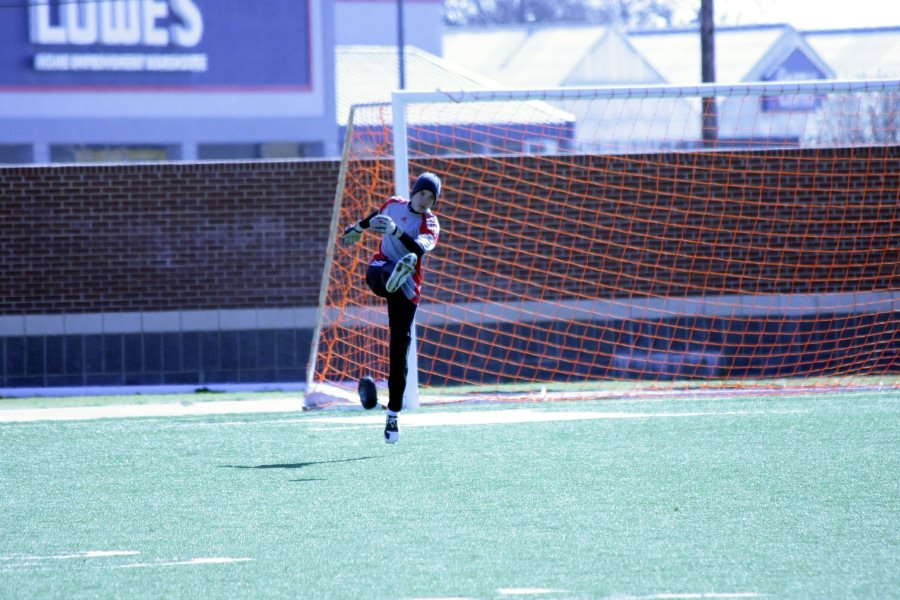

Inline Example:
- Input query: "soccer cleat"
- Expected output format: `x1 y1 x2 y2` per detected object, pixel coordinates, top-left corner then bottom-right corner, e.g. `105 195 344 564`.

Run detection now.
358 376 378 410
385 253 417 294
384 415 399 444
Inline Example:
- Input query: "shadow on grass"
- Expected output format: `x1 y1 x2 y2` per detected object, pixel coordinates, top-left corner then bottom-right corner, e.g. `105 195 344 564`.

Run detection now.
220 456 376 470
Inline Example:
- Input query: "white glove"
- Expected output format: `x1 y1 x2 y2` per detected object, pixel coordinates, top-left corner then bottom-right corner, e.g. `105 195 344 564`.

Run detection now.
339 222 364 247
369 214 402 238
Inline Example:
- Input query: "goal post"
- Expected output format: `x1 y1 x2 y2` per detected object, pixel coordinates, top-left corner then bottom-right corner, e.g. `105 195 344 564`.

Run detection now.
306 79 900 409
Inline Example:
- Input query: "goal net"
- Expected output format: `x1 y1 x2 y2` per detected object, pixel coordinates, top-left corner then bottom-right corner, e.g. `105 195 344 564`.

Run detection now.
306 80 900 408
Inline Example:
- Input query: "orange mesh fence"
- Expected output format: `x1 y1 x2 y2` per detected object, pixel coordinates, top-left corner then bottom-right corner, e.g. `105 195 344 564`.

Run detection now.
310 82 900 402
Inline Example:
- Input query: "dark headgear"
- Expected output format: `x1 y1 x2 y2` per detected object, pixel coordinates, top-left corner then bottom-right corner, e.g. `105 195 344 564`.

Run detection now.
411 172 441 202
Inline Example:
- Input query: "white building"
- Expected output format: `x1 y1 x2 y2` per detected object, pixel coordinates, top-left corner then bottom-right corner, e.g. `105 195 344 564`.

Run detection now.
0 0 343 164
1 0 895 165
443 25 661 87
444 23 842 149
0 0 452 165
803 26 900 79
337 45 576 156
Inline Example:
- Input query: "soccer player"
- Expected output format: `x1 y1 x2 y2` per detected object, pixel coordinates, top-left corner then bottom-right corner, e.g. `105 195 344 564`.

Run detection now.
339 172 441 443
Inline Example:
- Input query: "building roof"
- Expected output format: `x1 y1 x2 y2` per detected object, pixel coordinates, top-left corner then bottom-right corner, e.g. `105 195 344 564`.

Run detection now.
444 23 839 88
443 25 661 87
336 45 574 131
629 25 781 83
804 26 900 78
441 28 530 81
628 24 834 83
336 45 500 125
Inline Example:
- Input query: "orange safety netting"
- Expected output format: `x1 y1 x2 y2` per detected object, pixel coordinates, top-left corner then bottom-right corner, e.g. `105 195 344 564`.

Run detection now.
310 85 900 400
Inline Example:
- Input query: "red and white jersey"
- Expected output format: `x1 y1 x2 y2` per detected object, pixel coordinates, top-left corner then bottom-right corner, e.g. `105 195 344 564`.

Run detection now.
371 196 440 304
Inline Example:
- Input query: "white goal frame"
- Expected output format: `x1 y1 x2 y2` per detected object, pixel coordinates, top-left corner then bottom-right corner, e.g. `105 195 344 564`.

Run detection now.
306 78 900 409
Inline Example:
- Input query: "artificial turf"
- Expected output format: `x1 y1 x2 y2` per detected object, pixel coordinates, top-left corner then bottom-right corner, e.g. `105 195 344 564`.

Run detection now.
1 389 897 599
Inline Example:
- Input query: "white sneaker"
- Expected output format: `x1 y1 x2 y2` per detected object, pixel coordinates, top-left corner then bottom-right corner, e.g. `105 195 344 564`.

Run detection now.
385 253 417 294
384 415 399 444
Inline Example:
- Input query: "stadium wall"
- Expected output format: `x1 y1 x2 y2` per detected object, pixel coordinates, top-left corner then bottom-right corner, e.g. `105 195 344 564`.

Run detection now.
0 160 341 389
2 147 896 389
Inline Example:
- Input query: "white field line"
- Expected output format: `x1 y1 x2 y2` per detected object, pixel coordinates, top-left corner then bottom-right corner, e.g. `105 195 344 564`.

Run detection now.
406 591 566 600
498 588 566 595
0 398 807 426
0 551 252 571
609 594 762 599
114 557 253 569
0 398 301 423
0 550 140 561
303 408 806 429
162 405 785 431
406 597 477 600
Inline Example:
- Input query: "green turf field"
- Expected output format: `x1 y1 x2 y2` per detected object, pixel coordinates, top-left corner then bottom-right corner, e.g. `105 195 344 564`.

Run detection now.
1 388 898 599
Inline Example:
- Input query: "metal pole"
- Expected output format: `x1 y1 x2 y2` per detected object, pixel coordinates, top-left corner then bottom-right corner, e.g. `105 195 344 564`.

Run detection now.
397 0 406 89
700 0 719 145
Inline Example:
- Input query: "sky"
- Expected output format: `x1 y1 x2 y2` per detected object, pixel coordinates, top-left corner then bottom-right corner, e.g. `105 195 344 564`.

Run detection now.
674 0 900 30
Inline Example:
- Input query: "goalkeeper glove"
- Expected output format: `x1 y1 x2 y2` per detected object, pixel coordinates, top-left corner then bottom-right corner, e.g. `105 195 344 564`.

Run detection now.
339 222 364 247
339 210 379 247
370 214 402 239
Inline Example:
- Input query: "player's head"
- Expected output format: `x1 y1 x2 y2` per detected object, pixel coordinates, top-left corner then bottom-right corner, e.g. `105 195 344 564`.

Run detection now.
410 172 441 212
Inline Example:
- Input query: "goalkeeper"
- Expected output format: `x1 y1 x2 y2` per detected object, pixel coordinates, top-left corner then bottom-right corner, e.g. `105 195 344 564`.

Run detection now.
339 172 442 444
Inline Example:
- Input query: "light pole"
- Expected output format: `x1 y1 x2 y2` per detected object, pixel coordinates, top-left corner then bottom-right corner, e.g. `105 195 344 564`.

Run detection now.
397 0 406 89
700 0 719 145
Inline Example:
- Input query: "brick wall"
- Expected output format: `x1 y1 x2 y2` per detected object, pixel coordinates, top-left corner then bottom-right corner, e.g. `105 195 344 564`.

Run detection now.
2 148 897 317
1 160 341 314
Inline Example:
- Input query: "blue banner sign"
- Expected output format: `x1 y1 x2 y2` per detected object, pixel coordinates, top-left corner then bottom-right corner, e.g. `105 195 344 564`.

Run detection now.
0 0 312 88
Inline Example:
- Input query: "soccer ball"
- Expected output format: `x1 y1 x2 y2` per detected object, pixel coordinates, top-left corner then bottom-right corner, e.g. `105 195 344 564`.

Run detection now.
358 376 378 410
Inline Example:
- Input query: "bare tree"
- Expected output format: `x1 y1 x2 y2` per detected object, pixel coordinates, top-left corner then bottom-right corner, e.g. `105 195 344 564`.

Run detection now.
444 0 682 28
808 91 900 146
597 0 678 29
